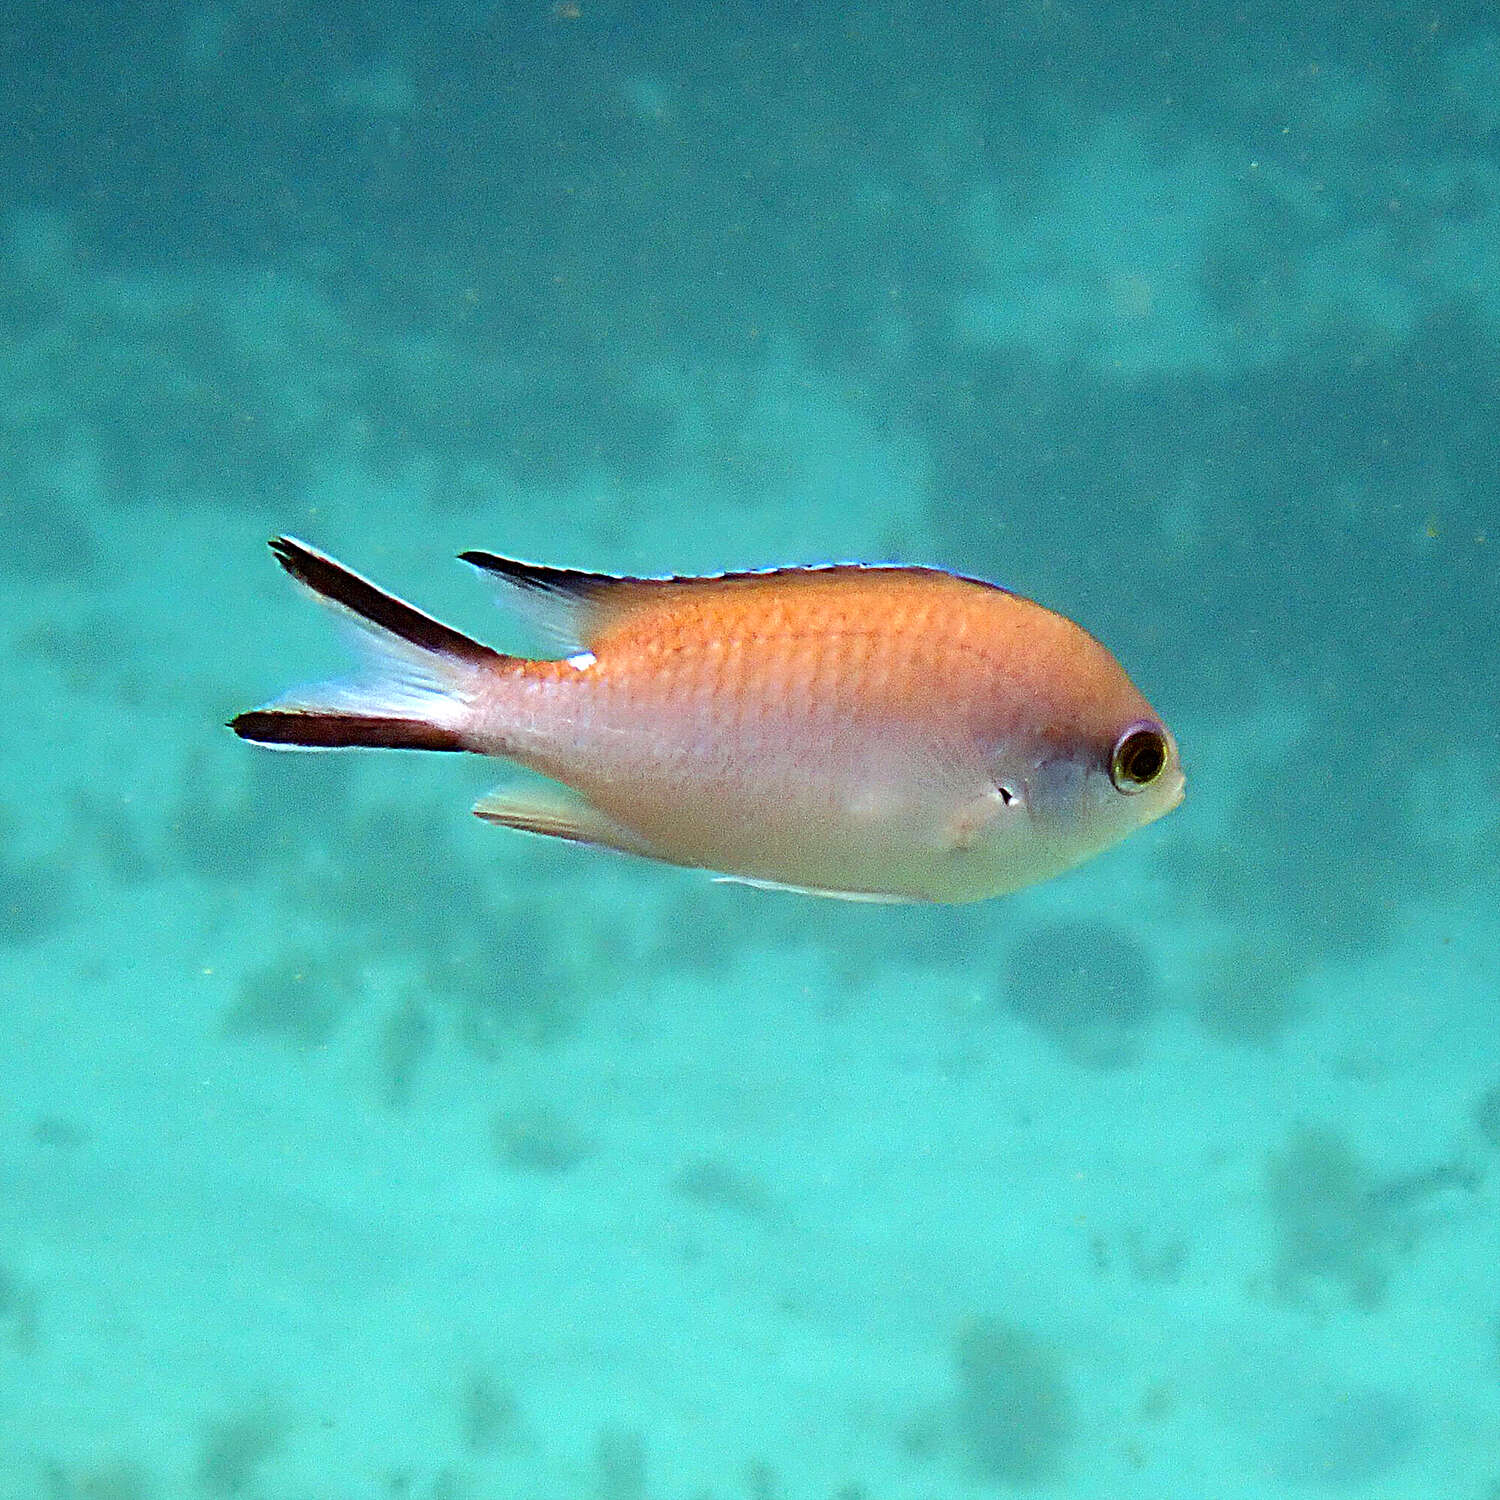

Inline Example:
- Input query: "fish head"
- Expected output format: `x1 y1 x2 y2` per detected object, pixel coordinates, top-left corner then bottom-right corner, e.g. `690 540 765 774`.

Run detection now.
967 653 1184 896
1021 713 1183 842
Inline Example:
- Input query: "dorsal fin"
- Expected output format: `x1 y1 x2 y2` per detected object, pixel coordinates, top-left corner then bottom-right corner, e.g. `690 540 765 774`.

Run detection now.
459 552 993 653
459 551 634 650
464 550 784 648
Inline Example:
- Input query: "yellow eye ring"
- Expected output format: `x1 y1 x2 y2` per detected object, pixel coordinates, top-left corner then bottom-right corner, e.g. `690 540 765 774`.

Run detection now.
1111 724 1167 793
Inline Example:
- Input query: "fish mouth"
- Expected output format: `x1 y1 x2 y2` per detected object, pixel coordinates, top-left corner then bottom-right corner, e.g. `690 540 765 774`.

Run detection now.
1154 729 1186 813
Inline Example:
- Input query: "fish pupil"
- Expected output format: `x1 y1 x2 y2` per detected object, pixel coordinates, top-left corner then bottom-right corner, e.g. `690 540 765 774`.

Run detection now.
1111 726 1167 791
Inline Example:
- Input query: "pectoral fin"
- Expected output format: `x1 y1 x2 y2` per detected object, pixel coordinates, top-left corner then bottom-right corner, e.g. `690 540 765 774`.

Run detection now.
945 785 1013 851
472 787 661 860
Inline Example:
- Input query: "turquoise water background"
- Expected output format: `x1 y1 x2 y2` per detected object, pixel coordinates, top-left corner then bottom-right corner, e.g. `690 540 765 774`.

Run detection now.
3 5 1498 1496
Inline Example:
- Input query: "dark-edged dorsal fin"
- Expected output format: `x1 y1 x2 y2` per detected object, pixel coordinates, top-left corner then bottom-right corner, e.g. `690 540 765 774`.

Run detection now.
459 551 629 649
459 551 1000 652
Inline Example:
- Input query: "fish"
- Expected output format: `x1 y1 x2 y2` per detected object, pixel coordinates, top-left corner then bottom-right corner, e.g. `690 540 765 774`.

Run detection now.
230 537 1183 903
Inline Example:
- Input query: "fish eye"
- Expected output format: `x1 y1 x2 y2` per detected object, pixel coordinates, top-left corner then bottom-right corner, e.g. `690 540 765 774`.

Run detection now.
1110 723 1168 793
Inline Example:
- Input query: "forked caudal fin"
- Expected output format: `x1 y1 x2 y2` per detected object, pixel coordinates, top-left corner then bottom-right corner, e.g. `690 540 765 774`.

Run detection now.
229 536 507 752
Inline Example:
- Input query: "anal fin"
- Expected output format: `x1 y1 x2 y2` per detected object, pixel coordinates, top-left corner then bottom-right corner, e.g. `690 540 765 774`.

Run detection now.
472 787 660 860
710 874 910 902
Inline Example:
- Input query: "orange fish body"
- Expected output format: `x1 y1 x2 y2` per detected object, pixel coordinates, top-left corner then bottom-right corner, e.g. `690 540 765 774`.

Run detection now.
233 539 1183 902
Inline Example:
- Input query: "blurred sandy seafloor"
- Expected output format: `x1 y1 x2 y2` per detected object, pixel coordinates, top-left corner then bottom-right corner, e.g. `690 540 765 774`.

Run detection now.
1 3 1499 1497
